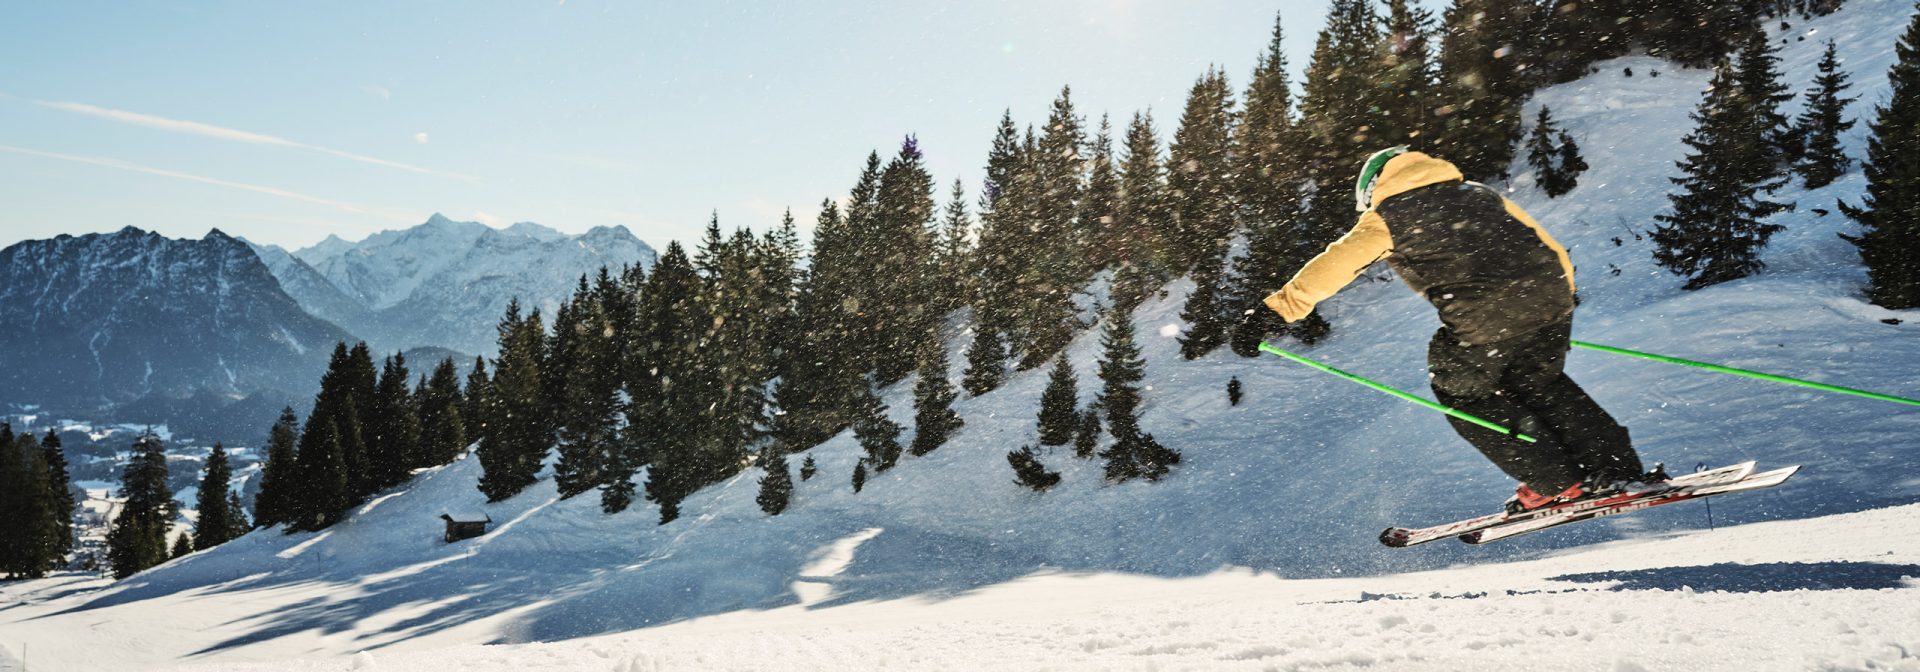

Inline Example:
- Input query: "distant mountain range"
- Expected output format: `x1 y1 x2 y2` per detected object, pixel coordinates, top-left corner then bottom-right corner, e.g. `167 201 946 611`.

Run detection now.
251 214 657 356
0 216 656 442
0 227 348 409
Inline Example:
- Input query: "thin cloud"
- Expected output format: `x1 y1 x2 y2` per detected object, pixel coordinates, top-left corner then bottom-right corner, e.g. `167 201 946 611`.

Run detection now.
31 99 477 182
0 144 416 222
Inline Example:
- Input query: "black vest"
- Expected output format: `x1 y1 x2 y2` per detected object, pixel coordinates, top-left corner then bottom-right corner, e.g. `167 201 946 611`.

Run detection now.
1375 181 1574 344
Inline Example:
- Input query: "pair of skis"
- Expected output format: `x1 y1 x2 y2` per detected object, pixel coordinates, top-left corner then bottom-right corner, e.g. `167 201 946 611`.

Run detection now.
1380 461 1800 547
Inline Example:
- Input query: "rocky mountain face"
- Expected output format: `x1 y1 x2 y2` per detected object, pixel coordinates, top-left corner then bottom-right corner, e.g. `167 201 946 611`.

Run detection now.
269 214 657 355
0 227 350 409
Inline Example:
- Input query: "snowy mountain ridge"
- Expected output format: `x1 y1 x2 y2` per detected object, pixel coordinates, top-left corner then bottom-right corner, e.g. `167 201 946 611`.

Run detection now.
0 227 349 408
259 214 658 355
3 1 1918 669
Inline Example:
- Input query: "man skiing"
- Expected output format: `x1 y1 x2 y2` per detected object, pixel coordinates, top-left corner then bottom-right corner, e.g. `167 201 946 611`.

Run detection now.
1262 147 1652 512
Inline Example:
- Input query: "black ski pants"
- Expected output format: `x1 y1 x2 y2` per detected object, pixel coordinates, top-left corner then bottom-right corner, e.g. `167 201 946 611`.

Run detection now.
1427 315 1641 493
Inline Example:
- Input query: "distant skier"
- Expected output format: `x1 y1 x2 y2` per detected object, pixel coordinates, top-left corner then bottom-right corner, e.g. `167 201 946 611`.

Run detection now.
1261 147 1653 512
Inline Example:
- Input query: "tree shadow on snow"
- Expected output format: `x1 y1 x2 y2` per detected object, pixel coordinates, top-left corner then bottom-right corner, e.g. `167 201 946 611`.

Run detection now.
1550 561 1920 593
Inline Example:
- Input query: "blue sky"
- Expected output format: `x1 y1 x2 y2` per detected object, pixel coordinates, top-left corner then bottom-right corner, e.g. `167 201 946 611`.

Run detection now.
1 1 1368 251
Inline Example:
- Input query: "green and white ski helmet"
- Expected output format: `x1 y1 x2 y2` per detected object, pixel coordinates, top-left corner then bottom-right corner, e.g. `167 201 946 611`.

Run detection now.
1354 145 1411 212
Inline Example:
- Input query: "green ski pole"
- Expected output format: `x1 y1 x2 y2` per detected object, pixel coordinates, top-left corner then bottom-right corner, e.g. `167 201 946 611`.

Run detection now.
1572 340 1920 407
1257 341 1538 443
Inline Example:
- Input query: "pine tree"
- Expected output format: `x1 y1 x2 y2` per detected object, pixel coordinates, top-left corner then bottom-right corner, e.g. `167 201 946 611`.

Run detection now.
756 450 793 516
1036 355 1080 446
1228 376 1243 406
253 407 299 529
1430 0 1533 182
800 455 818 481
555 278 622 499
1014 88 1090 372
368 352 420 491
41 429 74 562
961 320 1007 397
1079 116 1124 271
106 432 174 579
1652 60 1794 290
771 202 862 451
1073 409 1101 459
1733 27 1797 167
462 356 494 450
641 243 717 524
192 443 234 550
1177 250 1231 359
223 491 250 542
1382 0 1439 145
1796 40 1857 188
1528 106 1575 197
170 532 194 560
851 460 868 493
1 433 59 578
1166 68 1238 271
339 343 379 500
287 343 362 530
1095 306 1182 482
909 331 963 456
416 357 468 467
1557 129 1589 190
1117 111 1171 278
1226 15 1319 356
851 386 904 473
1841 6 1920 309
480 301 552 502
1007 445 1062 491
933 180 976 317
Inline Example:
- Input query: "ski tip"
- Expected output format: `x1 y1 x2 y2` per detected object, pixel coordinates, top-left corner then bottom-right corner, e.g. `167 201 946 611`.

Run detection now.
1379 527 1412 548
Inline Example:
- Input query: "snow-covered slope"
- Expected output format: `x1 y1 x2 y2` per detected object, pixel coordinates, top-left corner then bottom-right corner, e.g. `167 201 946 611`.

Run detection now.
3 1 1917 669
261 214 657 355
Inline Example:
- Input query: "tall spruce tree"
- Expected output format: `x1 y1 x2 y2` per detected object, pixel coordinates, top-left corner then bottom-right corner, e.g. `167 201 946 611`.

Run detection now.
1 433 59 578
555 279 622 499
1036 355 1080 446
1094 307 1180 482
479 301 552 502
253 407 299 529
416 357 468 467
644 242 731 524
1431 0 1533 182
1732 27 1798 167
1796 41 1857 188
1557 129 1589 190
1841 5 1920 309
1015 90 1089 371
1227 15 1319 356
1652 60 1794 289
909 330 963 456
106 432 174 579
1382 0 1439 145
1079 116 1124 272
462 356 493 450
368 352 420 491
192 443 235 550
41 429 74 562
1166 68 1238 272
1117 111 1172 279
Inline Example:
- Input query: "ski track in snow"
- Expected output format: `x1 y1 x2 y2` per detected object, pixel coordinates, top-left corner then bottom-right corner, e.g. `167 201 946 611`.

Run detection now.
3 1 1920 670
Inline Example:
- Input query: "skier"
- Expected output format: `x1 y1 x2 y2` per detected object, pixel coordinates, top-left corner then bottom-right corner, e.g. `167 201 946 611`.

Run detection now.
1261 147 1653 512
